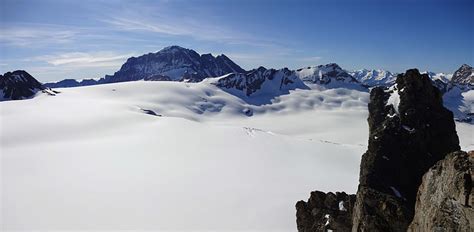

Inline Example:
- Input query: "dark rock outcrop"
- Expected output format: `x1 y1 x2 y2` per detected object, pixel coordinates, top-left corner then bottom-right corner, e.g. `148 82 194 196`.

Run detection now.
296 68 463 232
352 69 460 231
0 70 46 100
296 191 355 232
408 151 473 231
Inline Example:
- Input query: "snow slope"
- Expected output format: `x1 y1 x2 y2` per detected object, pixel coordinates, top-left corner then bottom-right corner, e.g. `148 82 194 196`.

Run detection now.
443 86 474 122
1 80 472 231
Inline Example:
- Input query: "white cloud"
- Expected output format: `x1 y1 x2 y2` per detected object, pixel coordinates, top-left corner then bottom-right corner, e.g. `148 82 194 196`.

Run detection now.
101 6 275 47
34 51 134 68
0 25 79 47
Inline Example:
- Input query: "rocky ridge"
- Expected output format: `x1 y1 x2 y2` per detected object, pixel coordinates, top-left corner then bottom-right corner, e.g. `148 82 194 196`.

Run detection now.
102 46 245 83
0 70 55 101
296 69 467 231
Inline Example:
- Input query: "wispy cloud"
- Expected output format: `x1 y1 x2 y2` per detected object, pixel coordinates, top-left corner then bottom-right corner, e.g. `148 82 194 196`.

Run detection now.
0 24 79 47
33 51 134 68
100 2 278 48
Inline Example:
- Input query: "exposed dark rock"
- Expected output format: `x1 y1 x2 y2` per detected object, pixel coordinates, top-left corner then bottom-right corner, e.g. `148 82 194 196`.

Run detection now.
103 45 245 83
408 151 473 231
296 191 355 232
140 108 161 116
214 67 308 105
0 70 46 100
352 69 460 231
295 68 462 232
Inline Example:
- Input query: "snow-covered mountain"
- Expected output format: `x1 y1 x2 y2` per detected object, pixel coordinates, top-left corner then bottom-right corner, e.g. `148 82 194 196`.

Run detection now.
295 63 366 91
0 70 54 101
350 69 396 87
214 67 309 105
102 45 245 83
440 64 474 122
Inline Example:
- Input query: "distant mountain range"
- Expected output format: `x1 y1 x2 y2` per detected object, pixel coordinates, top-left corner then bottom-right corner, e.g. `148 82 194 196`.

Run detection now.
42 46 473 90
2 45 473 121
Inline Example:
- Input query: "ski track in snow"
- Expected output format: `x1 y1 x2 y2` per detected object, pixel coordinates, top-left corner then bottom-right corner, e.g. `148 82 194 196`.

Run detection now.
1 80 472 231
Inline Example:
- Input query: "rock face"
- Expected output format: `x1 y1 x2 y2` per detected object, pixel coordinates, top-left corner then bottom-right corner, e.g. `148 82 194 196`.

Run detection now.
0 70 46 100
296 69 463 232
352 69 460 231
102 46 245 83
296 191 355 232
214 67 308 105
408 151 473 231
451 64 473 86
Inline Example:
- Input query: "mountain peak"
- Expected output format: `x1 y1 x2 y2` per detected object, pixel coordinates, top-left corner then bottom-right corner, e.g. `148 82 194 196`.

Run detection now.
0 70 46 100
460 63 472 69
295 63 361 88
321 63 342 69
102 46 245 83
160 45 189 52
451 63 473 86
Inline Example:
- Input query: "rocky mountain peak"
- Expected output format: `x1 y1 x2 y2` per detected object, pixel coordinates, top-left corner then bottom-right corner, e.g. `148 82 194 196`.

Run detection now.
352 68 460 231
214 67 308 105
451 64 473 85
102 46 245 83
159 45 193 54
296 68 463 232
0 70 46 100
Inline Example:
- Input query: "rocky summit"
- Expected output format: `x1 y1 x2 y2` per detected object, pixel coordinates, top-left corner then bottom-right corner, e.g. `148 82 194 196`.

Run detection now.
451 64 473 86
296 69 465 232
102 46 245 83
0 70 47 100
352 69 460 231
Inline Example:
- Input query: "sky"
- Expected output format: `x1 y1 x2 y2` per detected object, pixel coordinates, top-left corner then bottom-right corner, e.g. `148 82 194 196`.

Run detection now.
0 0 472 82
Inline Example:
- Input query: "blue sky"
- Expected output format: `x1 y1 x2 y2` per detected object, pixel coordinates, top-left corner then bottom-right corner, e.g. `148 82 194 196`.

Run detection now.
0 0 472 82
